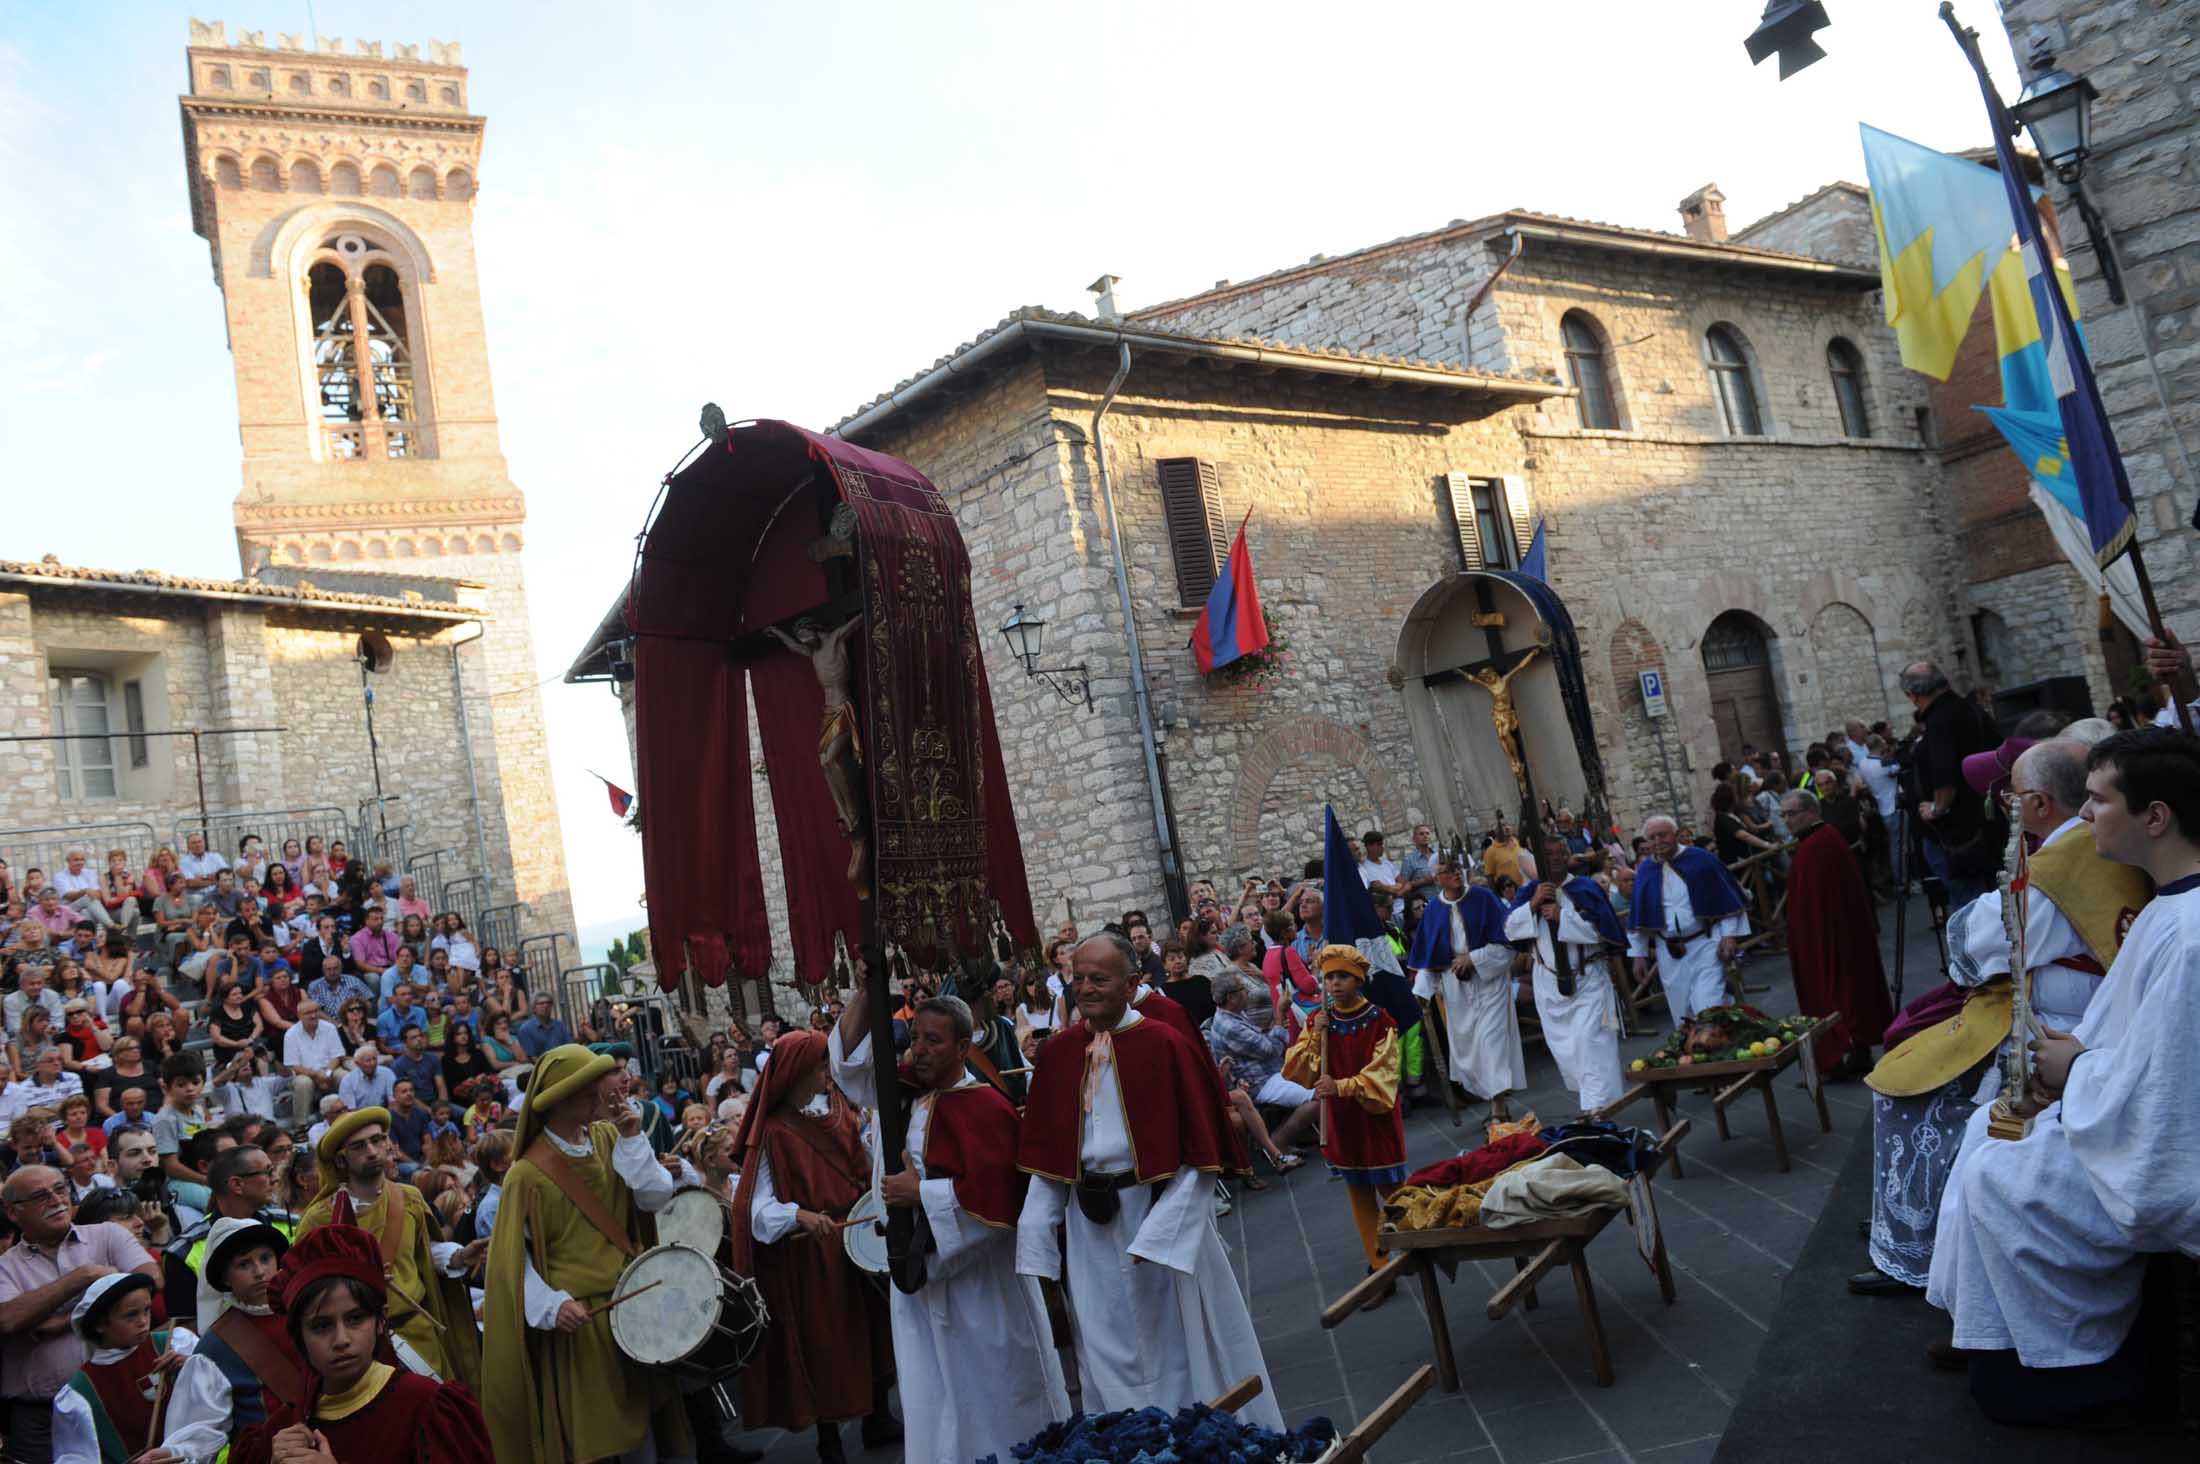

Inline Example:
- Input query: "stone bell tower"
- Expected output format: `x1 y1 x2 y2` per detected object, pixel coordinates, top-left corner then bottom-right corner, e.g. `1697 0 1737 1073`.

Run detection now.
178 18 574 949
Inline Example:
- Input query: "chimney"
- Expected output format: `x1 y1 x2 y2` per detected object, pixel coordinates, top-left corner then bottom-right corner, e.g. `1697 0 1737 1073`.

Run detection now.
1088 274 1123 323
1678 184 1728 244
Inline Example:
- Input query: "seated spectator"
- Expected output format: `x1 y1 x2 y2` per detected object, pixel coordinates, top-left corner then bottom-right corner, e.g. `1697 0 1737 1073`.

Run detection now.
441 1020 493 1101
55 1091 105 1158
2 1045 83 1120
433 913 481 975
55 998 110 1075
5 965 65 1042
256 962 302 1036
377 983 425 1050
512 992 571 1057
152 1052 214 1186
282 997 346 1123
480 1011 525 1076
423 946 458 998
307 1093 347 1150
482 961 526 1021
393 875 432 924
140 1009 182 1065
258 859 300 921
8 1005 58 1083
399 911 432 960
82 929 131 1011
54 849 126 930
278 836 305 885
96 847 143 929
206 867 245 922
175 902 224 983
338 1043 395 1111
380 942 424 1004
96 1036 160 1127
305 951 375 1017
349 903 401 979
332 997 376 1058
385 1078 431 1173
390 1022 445 1104
208 980 263 1065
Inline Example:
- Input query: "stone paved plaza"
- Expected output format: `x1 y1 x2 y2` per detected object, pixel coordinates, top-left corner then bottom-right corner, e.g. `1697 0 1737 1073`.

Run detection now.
744 900 1940 1463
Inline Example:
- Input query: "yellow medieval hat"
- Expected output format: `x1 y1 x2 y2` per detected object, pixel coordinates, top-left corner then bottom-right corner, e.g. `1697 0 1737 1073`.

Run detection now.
516 1044 615 1154
1316 943 1370 979
313 1106 390 1204
1865 983 2013 1098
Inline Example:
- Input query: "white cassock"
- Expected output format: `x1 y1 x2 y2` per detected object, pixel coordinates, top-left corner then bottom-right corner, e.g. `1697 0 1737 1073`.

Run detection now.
1014 1009 1283 1430
1503 897 1626 1111
54 1329 197 1464
1411 894 1525 1099
827 1028 1068 1464
1927 881 2200 1365
1627 862 1748 1026
1869 818 2102 1287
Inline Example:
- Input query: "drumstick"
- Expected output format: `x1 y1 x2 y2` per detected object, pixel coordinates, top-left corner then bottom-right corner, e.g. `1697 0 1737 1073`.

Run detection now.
588 1277 665 1319
386 1281 448 1333
146 1369 173 1452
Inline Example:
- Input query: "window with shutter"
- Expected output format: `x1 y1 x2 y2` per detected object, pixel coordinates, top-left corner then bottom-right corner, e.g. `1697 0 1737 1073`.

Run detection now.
1443 473 1520 571
1157 458 1228 607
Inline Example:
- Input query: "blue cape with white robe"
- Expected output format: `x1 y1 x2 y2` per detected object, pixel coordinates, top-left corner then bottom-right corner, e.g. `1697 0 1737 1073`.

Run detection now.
1406 884 1512 972
1512 875 1629 951
1627 847 1746 934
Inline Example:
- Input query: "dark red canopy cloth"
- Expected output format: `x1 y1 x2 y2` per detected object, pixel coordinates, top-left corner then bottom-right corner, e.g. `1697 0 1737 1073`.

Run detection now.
1785 821 1895 1073
627 421 1037 986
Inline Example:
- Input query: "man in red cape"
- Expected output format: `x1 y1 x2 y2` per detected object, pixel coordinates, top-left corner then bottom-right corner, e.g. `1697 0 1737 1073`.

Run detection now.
1780 787 1895 1075
1014 932 1281 1428
726 1029 896 1464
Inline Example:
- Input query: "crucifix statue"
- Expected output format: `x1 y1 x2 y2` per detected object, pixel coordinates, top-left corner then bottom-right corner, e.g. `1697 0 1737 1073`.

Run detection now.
764 615 868 890
1455 644 1544 803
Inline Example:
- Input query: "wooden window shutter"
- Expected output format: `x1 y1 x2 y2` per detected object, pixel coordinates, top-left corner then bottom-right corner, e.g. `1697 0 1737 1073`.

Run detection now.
1501 476 1533 563
1158 458 1227 606
1444 472 1484 571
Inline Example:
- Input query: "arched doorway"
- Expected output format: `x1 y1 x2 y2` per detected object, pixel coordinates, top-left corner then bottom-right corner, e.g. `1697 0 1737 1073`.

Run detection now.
1702 611 1784 763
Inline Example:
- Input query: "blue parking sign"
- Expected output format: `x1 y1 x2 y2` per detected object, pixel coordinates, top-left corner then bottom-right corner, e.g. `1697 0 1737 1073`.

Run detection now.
1639 670 1667 719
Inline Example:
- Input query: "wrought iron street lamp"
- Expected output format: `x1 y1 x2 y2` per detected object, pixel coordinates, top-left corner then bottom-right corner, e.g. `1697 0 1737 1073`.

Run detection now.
2010 48 2124 304
999 604 1092 710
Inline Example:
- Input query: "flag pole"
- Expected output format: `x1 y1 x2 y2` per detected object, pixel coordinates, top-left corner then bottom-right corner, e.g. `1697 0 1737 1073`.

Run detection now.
1940 3 2193 734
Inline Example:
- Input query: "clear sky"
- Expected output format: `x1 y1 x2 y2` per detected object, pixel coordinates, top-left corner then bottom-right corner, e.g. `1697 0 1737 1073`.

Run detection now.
1 2 2026 948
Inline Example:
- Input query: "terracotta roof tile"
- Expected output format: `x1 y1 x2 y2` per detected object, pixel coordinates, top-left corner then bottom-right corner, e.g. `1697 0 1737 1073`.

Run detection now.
0 554 476 618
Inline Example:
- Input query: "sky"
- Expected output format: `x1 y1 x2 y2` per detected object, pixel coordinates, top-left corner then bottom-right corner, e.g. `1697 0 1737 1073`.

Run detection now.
1 1 2028 951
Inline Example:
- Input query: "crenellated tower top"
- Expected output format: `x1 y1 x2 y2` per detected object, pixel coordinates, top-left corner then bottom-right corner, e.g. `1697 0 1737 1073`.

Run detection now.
185 18 468 109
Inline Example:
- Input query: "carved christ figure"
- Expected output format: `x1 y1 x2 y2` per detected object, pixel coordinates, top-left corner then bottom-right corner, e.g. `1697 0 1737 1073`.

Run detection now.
1463 646 1544 801
765 615 868 886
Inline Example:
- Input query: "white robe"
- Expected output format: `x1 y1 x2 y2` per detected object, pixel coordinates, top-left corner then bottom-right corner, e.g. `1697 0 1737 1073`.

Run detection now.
1626 862 1749 1026
1869 822 2099 1288
1503 896 1625 1111
1927 882 2200 1366
53 1328 197 1464
827 1028 1068 1464
1014 1009 1282 1430
1411 894 1525 1099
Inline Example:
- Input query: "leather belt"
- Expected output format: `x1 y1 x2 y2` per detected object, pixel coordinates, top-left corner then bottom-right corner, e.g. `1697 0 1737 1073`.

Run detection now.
1073 1170 1158 1225
1662 925 1710 960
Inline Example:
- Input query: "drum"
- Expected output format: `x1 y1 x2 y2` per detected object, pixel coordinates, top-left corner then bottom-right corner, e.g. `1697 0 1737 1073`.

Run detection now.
656 1186 725 1259
842 1188 889 1275
606 1244 769 1381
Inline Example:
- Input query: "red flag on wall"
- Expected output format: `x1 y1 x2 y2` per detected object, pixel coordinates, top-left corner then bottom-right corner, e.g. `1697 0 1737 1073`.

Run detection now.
594 773 633 817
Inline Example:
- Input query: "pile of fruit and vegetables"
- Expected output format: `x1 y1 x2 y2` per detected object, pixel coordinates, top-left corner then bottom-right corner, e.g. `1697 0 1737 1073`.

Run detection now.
1628 1004 1820 1072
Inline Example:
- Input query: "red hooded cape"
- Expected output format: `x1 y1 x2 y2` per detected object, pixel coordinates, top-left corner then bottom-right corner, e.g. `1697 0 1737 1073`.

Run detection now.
1785 821 1895 1072
902 1074 1026 1227
724 1029 888 1432
1018 1013 1246 1183
1131 986 1203 1052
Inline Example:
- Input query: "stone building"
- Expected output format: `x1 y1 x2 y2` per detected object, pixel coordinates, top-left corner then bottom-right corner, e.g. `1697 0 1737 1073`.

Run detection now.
0 23 573 957
1997 0 2200 651
580 191 1992 976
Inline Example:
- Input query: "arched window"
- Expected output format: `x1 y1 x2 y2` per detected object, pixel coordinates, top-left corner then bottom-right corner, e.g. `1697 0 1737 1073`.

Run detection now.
214 156 243 189
368 78 390 100
287 73 310 95
1560 311 1619 430
330 162 362 196
406 166 438 201
329 76 351 97
444 168 475 202
368 164 400 198
1827 338 1872 438
1705 325 1764 436
289 159 322 194
306 234 423 462
439 85 459 105
208 65 231 90
248 155 281 191
405 80 427 101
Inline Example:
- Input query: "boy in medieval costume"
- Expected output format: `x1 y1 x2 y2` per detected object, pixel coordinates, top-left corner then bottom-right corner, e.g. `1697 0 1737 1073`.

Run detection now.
229 1224 493 1464
727 1029 897 1464
480 1043 695 1464
295 1110 483 1388
1015 933 1281 1429
1408 855 1525 1113
829 983 1069 1464
1283 945 1408 1292
52 1272 193 1464
162 1217 305 1462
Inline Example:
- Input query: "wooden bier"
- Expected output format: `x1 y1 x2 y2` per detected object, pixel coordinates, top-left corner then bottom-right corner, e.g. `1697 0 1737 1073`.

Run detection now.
1342 1119 1688 1390
1587 1014 1836 1176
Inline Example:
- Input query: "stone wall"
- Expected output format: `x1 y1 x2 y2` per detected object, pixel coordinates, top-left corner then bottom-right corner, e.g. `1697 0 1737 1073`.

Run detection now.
1731 185 1876 268
2001 0 2200 647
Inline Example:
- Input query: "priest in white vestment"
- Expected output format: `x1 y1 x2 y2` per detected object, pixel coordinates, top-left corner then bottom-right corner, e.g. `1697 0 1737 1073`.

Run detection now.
1407 855 1525 1105
1016 933 1282 1430
829 987 1068 1464
1503 838 1628 1112
1928 729 2200 1393
1626 816 1750 1026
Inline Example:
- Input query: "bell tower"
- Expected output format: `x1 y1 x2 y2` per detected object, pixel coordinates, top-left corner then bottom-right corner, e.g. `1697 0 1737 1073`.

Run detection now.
178 18 574 948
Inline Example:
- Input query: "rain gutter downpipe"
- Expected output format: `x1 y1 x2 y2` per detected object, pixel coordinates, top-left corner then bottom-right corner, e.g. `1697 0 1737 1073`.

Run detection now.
1088 342 1189 923
449 620 493 904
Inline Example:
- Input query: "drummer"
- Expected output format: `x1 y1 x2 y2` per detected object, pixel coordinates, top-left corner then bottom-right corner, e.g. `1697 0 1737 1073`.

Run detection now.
725 1027 897 1464
479 1043 696 1463
828 982 1070 1464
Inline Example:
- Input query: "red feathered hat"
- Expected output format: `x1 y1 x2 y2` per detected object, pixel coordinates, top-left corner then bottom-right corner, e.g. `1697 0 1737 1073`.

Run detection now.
272 1223 387 1314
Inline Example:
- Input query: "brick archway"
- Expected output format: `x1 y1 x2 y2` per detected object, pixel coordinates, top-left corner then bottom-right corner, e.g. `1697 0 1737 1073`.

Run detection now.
1228 715 1408 873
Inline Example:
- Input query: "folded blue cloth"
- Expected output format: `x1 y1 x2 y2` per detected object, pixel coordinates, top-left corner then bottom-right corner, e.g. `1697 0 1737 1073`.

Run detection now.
987 1403 1336 1464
